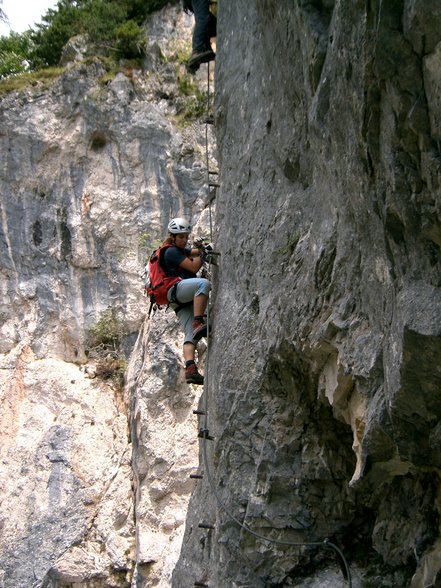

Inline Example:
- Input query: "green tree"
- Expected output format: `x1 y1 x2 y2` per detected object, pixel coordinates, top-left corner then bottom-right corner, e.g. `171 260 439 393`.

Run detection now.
0 31 32 78
29 0 88 68
0 0 177 73
115 19 145 58
29 0 176 68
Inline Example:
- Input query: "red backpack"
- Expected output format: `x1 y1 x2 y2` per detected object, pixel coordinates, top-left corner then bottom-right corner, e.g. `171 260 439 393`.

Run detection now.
144 245 181 308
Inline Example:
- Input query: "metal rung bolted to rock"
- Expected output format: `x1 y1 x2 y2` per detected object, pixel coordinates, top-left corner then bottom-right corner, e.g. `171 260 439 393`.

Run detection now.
198 428 214 441
198 522 215 529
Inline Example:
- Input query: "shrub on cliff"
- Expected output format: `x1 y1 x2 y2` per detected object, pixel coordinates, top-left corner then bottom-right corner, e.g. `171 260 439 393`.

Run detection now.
86 308 128 388
115 20 145 59
2 0 176 72
88 308 126 347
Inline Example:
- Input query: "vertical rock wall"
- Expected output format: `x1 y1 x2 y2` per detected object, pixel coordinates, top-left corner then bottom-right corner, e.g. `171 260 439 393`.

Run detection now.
125 314 207 587
0 5 213 586
0 349 133 587
174 1 441 587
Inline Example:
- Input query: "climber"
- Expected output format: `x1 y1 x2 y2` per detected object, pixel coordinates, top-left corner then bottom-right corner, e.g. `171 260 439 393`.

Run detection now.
163 217 211 385
183 0 217 74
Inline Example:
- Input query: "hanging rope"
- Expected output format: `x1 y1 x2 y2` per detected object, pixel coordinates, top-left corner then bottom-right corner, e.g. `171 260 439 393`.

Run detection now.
198 61 352 588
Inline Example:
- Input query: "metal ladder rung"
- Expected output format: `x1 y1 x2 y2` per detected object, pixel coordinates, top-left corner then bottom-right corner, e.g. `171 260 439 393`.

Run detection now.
198 522 215 530
198 428 214 441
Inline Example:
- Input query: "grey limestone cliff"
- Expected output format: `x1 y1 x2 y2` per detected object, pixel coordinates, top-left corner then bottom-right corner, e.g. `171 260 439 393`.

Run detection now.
173 1 441 587
0 5 214 587
1 0 441 587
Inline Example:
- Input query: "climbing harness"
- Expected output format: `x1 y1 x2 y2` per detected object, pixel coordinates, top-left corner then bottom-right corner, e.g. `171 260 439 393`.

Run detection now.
191 61 352 588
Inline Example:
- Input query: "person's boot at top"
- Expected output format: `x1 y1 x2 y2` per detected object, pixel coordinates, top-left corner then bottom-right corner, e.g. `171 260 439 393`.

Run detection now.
184 0 217 73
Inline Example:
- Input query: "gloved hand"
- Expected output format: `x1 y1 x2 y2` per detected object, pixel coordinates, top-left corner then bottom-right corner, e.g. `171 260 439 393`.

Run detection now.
193 238 204 249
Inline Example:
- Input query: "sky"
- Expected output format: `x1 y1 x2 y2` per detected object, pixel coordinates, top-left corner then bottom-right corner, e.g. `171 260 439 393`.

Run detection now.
0 0 58 36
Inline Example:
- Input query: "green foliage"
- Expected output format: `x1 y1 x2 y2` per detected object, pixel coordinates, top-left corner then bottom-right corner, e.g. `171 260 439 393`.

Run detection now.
139 232 162 251
88 307 126 347
0 0 177 75
179 95 207 122
28 1 79 69
0 31 33 78
86 307 128 388
29 0 126 68
178 74 198 96
115 19 145 59
26 0 175 69
176 73 207 122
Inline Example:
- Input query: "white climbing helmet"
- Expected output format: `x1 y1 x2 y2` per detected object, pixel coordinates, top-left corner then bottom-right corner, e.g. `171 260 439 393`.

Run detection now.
168 217 192 234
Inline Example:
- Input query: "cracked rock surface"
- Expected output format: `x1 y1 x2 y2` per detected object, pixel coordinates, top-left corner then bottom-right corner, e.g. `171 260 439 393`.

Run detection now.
0 5 213 587
173 2 441 587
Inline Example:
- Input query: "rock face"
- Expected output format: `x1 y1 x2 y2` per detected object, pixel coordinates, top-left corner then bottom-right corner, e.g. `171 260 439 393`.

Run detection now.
0 348 133 587
2 1 441 587
125 313 207 587
173 1 441 587
0 4 214 587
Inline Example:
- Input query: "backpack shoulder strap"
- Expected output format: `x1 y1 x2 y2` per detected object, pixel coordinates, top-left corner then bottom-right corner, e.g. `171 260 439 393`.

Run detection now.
158 244 172 270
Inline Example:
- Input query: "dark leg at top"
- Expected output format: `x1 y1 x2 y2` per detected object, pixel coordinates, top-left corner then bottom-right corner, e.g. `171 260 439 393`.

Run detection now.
187 0 217 73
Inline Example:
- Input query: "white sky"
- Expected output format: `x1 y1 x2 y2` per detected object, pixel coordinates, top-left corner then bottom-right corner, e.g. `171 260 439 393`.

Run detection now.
0 0 58 36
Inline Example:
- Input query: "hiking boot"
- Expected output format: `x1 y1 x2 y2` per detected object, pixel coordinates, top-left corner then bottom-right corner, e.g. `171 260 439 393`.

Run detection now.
186 49 215 73
192 317 208 341
185 363 204 385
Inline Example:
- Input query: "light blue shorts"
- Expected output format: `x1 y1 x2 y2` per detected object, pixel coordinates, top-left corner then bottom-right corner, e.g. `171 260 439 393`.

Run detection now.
167 278 211 344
